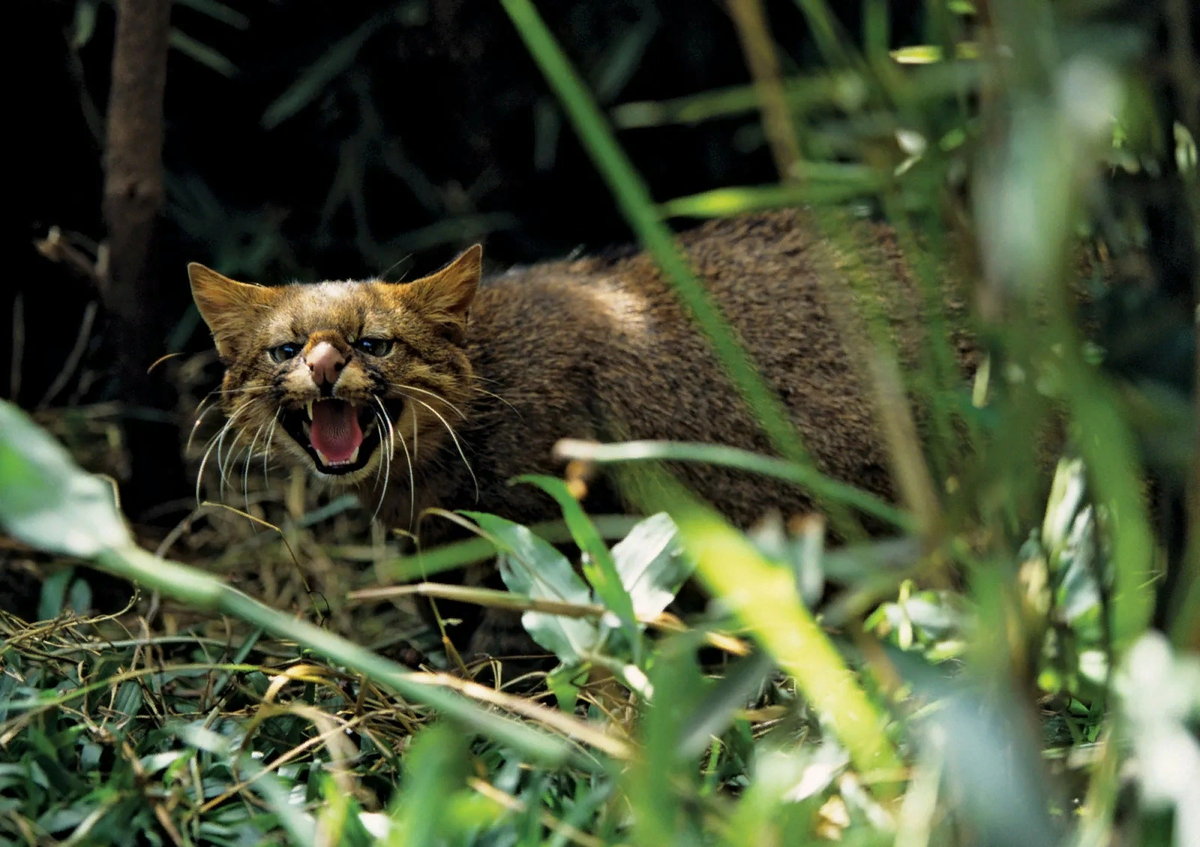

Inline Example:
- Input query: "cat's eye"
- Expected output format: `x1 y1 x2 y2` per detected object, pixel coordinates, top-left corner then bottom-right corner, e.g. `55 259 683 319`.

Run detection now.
354 337 393 357
269 342 301 363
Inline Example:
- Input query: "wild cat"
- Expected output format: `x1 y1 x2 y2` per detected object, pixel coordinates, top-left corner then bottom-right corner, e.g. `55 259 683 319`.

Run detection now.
189 210 964 658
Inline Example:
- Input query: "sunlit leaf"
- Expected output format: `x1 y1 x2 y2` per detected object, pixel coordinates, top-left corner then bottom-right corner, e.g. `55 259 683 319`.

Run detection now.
465 510 599 662
660 175 886 219
607 512 692 623
890 42 981 64
512 475 638 636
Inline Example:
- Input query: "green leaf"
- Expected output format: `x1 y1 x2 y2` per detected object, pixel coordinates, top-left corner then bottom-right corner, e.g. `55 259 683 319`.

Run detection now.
175 0 250 29
169 29 238 77
66 576 92 617
71 1 98 49
675 650 775 760
464 511 599 662
386 723 472 847
262 11 391 129
37 567 75 622
660 175 885 219
889 42 980 64
590 12 659 103
0 400 132 557
512 475 638 639
606 512 692 623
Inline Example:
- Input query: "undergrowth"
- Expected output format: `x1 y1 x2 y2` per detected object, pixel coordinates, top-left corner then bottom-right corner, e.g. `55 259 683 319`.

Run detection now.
3 0 1197 845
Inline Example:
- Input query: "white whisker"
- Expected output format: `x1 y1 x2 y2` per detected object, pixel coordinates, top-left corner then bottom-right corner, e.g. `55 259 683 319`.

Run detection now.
242 420 268 512
403 394 478 502
263 414 279 485
394 382 470 420
195 399 255 504
469 385 521 416
373 406 390 524
187 399 225 454
369 405 387 489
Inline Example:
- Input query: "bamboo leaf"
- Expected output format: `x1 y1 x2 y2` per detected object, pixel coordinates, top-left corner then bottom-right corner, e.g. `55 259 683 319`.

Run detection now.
607 512 692 624
262 12 391 128
175 0 250 29
169 29 237 77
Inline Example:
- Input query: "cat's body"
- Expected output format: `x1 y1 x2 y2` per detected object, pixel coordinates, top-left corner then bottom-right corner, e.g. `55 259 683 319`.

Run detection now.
190 209 970 657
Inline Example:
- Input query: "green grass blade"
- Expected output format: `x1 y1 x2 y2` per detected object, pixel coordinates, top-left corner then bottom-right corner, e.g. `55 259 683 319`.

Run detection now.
660 175 885 219
555 438 915 532
669 491 904 792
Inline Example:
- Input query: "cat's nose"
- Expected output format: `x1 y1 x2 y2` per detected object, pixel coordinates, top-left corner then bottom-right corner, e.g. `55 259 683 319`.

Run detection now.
306 341 346 388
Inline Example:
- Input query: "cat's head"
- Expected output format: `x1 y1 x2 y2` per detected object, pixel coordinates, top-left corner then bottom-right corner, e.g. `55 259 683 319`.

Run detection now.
188 246 481 487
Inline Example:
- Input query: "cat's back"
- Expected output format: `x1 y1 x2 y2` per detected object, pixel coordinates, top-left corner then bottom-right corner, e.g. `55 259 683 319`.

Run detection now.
460 209 927 525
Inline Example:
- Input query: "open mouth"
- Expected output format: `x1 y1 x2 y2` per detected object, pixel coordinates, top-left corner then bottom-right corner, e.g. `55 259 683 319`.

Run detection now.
279 398 395 475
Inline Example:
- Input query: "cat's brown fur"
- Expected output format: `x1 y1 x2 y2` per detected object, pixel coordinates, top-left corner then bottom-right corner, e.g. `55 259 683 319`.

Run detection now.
190 209 971 657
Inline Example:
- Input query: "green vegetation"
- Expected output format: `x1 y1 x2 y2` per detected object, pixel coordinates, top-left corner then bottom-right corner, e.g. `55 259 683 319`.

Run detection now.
3 1 1196 845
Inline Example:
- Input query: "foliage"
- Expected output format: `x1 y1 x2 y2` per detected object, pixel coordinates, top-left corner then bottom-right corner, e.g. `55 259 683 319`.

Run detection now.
6 0 1199 845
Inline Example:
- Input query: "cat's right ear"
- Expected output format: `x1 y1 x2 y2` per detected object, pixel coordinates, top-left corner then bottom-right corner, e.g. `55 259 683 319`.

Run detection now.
188 263 277 359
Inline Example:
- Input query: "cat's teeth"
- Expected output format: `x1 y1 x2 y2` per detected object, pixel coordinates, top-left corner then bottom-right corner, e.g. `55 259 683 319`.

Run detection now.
313 445 360 468
306 400 314 420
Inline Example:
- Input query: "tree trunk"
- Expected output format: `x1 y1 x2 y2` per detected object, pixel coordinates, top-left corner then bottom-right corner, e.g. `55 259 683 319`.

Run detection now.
101 0 185 517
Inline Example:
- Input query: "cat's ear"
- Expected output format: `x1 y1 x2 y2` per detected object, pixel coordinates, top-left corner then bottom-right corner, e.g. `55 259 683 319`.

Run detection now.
403 245 481 341
188 263 277 358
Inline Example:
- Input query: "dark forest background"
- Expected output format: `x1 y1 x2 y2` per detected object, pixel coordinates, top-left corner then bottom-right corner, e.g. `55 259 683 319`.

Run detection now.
18 0 948 517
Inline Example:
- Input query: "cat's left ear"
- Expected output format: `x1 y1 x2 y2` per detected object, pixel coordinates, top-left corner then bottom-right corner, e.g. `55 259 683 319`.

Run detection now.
188 263 277 358
403 245 482 340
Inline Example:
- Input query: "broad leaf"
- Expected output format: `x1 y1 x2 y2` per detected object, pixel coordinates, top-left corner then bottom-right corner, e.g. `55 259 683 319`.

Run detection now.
0 400 132 557
512 475 638 635
607 512 692 623
463 511 599 662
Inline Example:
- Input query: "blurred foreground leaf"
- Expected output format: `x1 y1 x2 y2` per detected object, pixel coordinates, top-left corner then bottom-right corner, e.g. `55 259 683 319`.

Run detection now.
0 401 132 557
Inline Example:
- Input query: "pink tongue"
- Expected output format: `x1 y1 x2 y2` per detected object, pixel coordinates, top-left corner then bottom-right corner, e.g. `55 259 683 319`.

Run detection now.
310 400 363 464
